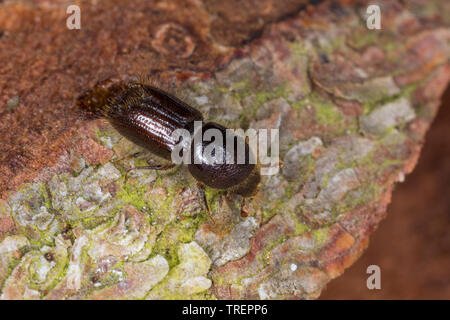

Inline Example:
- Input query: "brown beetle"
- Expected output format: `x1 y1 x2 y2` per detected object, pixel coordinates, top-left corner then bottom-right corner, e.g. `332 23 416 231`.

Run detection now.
79 79 260 222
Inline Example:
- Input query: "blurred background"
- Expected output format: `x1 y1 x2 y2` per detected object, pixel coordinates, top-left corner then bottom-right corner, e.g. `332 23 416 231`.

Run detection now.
321 85 450 299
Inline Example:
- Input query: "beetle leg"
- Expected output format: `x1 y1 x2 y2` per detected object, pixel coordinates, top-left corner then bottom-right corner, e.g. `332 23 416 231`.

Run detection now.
197 183 216 225
240 197 249 217
112 151 143 166
240 189 260 218
125 162 175 181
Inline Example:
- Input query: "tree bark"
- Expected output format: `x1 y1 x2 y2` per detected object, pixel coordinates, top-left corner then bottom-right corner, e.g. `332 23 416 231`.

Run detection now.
0 0 449 299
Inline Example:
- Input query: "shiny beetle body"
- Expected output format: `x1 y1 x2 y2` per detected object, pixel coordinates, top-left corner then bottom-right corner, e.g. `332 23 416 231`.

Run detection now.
79 80 260 197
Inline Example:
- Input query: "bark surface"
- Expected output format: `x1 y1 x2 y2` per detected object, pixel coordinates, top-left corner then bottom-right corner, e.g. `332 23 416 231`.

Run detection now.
0 0 449 299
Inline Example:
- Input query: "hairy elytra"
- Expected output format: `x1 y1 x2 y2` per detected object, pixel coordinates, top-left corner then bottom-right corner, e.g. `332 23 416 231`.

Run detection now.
78 79 260 197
